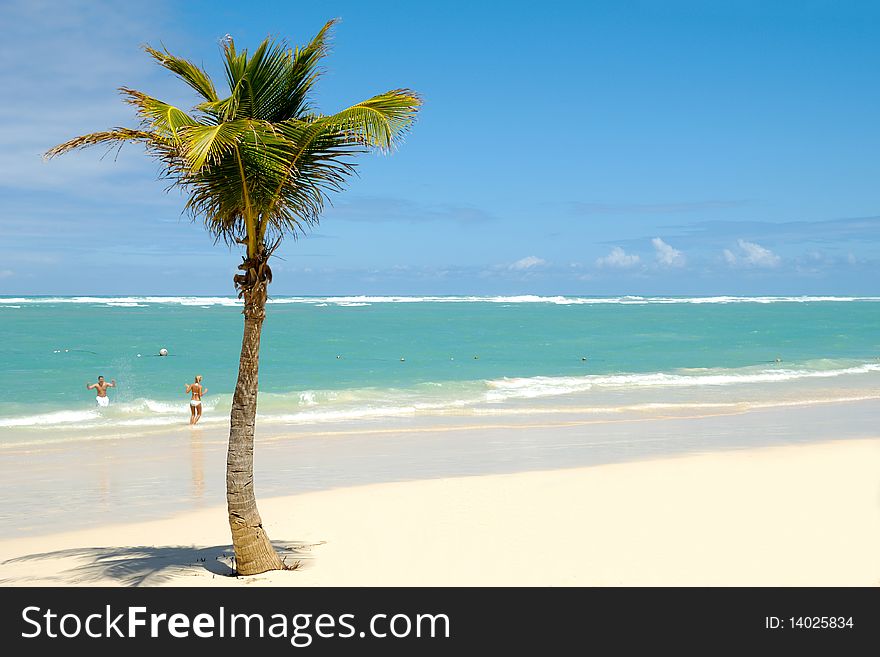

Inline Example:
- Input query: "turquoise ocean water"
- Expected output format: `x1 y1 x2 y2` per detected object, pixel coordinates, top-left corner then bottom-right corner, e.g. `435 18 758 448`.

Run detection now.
1 295 879 446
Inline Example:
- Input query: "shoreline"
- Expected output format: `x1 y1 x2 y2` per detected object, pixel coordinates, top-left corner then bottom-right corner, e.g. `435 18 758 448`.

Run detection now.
2 436 879 586
2 397 878 539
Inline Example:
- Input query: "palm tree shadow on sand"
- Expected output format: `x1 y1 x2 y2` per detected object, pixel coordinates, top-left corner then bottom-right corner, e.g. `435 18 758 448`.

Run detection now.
0 541 318 586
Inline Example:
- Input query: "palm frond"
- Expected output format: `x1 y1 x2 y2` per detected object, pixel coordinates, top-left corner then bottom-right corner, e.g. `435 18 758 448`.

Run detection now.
48 23 421 256
180 120 260 170
120 88 198 140
221 37 250 98
315 89 422 150
180 121 297 242
44 128 167 159
144 46 218 102
259 89 420 224
266 18 337 121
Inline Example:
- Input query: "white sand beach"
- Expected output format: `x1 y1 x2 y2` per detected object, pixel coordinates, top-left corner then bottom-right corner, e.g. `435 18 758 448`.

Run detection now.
2 435 879 587
5 0 880 598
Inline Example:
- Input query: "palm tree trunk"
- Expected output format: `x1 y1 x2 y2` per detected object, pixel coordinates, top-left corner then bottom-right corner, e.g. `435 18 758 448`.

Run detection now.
226 280 284 575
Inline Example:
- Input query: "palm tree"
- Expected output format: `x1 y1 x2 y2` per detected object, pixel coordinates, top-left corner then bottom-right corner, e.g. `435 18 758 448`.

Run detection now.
46 20 421 575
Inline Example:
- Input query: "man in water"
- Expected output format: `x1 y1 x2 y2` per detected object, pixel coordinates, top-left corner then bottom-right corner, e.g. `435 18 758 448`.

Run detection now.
86 376 116 407
185 375 207 425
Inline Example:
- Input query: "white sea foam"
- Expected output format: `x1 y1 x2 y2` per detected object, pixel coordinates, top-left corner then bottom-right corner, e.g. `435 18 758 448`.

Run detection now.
2 362 877 433
287 295 880 305
3 295 880 306
0 296 243 306
0 410 100 427
143 399 189 413
134 398 219 414
484 363 880 401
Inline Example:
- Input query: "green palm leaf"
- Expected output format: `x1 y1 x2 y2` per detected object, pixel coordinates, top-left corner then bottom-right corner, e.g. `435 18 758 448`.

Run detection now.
318 89 422 149
47 21 421 255
45 18 421 579
144 46 218 102
120 88 198 140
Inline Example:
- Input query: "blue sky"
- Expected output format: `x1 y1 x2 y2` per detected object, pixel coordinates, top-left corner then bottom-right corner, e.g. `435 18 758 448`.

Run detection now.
2 0 879 295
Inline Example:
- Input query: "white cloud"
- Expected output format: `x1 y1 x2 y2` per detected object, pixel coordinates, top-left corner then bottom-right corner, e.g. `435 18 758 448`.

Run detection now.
651 237 685 267
0 270 13 278
509 255 547 270
723 240 780 268
596 247 640 269
737 239 781 267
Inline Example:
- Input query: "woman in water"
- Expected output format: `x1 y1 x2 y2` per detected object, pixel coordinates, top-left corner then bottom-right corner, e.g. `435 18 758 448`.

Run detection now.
185 375 207 425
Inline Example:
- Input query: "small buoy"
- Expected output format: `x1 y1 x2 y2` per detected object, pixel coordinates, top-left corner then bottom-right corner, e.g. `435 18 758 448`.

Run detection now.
159 348 168 357
581 357 587 361
400 357 405 362
137 353 141 358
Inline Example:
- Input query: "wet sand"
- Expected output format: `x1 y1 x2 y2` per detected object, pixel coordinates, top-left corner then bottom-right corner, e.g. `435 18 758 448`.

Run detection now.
0 398 877 537
1 436 878 586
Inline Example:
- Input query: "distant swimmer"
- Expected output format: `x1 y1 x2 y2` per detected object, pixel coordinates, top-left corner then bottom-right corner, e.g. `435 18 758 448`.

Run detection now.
473 355 479 360
86 375 116 407
774 357 782 363
185 375 207 425
400 357 406 362
581 356 588 361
